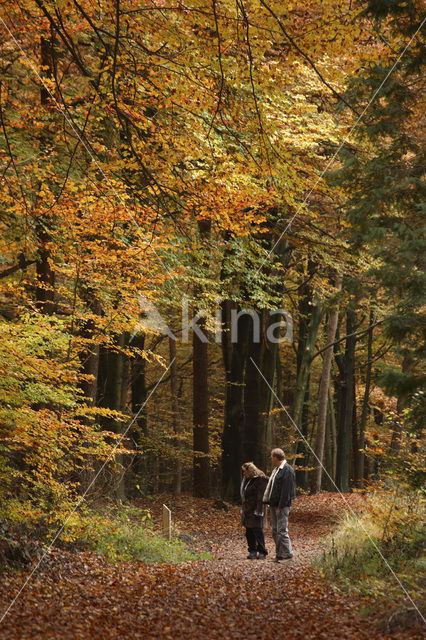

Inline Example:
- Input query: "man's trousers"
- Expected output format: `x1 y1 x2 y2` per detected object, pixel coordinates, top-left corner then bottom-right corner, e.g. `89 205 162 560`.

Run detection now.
269 506 293 558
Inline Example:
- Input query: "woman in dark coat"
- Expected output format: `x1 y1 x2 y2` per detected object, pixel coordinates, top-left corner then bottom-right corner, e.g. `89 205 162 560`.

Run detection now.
241 462 269 559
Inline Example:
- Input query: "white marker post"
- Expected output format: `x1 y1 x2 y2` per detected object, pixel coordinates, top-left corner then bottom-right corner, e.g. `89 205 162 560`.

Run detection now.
162 504 171 541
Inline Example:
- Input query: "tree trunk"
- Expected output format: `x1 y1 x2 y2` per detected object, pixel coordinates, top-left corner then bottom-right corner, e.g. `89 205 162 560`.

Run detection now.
220 234 291 497
358 308 374 485
273 351 284 447
221 302 249 500
295 380 310 489
192 219 211 498
169 336 182 496
390 352 414 455
294 293 323 487
244 309 278 470
79 295 102 406
351 377 358 484
76 295 101 492
335 310 356 492
130 334 147 488
324 393 332 487
329 386 337 482
98 333 130 499
310 274 342 493
36 34 55 314
193 315 210 497
243 316 262 464
80 339 100 406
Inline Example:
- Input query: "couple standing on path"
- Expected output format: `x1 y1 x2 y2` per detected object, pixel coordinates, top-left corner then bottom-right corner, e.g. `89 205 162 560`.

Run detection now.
241 448 296 563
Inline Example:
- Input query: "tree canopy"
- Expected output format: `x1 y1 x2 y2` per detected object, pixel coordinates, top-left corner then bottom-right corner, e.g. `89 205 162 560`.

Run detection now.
0 0 424 527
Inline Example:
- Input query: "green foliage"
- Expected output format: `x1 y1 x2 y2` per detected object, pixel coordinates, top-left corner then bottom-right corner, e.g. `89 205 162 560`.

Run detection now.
0 0 423 526
384 434 426 489
0 313 127 531
377 365 425 400
318 482 425 610
329 0 426 424
69 504 208 565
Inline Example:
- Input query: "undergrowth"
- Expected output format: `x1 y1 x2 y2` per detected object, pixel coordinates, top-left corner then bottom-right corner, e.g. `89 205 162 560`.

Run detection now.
1 502 209 569
69 503 209 564
317 482 425 630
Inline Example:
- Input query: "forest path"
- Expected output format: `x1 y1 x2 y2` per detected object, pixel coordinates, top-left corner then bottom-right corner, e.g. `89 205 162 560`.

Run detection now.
0 494 420 640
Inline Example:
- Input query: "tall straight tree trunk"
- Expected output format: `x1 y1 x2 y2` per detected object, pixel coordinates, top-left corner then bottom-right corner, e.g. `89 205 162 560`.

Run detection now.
293 301 323 427
323 385 338 489
329 386 337 482
77 295 101 492
220 234 290 498
336 310 356 492
295 381 310 489
115 333 130 501
351 378 358 484
244 241 291 471
390 352 414 455
358 308 374 485
130 334 147 486
244 236 292 469
311 274 342 493
98 333 130 499
80 339 100 406
221 302 250 500
79 294 102 406
169 336 182 496
193 315 209 497
243 316 262 464
192 218 211 498
324 391 333 487
244 309 281 470
294 263 314 429
264 330 280 454
118 333 130 500
294 293 323 487
273 352 284 447
36 33 55 314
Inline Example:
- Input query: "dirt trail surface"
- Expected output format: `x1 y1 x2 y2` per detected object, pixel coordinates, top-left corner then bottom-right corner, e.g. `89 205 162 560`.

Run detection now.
0 494 422 639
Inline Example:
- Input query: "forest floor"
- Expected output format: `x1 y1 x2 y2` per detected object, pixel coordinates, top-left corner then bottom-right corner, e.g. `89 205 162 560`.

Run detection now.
0 493 423 640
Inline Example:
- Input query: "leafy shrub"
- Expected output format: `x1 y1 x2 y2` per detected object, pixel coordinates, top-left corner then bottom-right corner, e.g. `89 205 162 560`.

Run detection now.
0 314 128 534
67 504 209 564
318 483 425 610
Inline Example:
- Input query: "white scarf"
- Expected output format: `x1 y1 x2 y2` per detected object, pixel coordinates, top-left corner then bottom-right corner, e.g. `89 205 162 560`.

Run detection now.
263 460 286 502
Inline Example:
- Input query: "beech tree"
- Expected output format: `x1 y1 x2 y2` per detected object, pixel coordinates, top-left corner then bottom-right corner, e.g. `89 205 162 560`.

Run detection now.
0 0 421 530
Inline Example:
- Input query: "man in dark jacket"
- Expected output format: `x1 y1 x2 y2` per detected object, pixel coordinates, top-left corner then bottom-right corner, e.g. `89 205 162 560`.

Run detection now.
263 448 296 563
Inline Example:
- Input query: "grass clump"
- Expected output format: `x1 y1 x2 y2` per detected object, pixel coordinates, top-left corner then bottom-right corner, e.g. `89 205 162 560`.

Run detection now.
318 482 425 629
68 503 209 565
